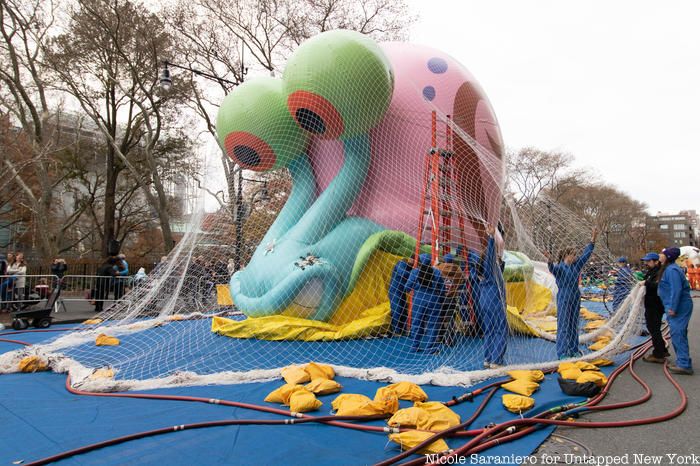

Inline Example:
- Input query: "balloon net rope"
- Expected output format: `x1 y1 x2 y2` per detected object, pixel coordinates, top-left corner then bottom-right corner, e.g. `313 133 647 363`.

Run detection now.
0 33 644 391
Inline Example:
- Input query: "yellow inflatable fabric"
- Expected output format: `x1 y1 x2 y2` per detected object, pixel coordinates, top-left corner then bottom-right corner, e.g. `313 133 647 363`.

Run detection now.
501 379 540 396
18 356 48 372
389 430 449 455
281 365 311 385
95 334 120 346
557 362 576 373
212 249 565 341
502 394 535 413
507 370 545 382
264 384 308 404
590 358 614 367
289 390 322 413
306 378 342 395
413 402 461 430
305 362 335 380
576 371 608 387
212 250 399 340
216 284 233 306
379 382 428 402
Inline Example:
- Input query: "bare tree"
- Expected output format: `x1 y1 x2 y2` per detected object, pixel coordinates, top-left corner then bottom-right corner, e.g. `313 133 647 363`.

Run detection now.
0 0 96 257
47 0 195 255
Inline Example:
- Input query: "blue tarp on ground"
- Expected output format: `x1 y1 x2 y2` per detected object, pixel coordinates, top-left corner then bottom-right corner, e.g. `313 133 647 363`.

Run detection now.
0 323 621 466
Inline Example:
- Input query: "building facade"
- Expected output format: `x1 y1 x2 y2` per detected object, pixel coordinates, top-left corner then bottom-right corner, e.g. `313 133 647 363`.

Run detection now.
646 210 699 249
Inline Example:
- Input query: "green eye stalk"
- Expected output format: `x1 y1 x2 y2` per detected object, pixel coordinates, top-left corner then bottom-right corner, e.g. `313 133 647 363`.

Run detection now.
284 29 394 139
217 78 308 172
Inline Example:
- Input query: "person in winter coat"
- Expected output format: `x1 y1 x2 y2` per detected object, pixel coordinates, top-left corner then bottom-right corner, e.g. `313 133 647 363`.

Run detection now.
545 227 598 359
388 257 414 335
612 257 634 311
638 252 669 363
405 253 446 353
94 257 118 312
657 247 694 375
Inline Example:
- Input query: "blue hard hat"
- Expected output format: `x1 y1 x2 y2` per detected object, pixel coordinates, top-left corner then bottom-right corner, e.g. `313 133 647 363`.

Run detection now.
616 257 628 263
641 252 659 261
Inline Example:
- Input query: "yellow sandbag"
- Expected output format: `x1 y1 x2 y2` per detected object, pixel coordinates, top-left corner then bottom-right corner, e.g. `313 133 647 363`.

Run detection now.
507 370 545 382
95 334 120 346
574 361 598 371
383 382 428 402
501 379 539 396
590 358 614 367
589 338 611 351
558 362 576 373
584 320 606 331
216 284 233 306
331 394 371 411
83 318 102 325
560 368 583 380
306 378 342 395
18 356 48 372
387 407 431 429
502 394 535 413
334 397 390 416
580 308 603 320
264 384 308 404
90 368 115 379
305 362 335 380
576 371 608 387
413 401 461 430
373 389 400 415
289 389 322 413
281 365 311 385
388 430 449 455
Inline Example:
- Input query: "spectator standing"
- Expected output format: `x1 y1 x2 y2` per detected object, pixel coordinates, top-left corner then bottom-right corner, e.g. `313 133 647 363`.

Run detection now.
639 253 669 363
113 254 129 300
94 257 117 312
8 253 27 302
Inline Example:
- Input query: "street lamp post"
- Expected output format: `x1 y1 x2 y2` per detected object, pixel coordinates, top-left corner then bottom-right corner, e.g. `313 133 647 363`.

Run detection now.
159 59 254 272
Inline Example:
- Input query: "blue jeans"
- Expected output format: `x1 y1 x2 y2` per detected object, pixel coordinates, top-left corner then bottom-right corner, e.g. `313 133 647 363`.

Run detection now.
668 308 693 369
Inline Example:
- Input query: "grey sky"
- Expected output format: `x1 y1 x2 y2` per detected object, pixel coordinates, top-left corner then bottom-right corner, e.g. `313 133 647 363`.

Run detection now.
406 0 699 214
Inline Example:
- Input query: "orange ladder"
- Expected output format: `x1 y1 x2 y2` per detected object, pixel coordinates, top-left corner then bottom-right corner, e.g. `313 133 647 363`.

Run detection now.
407 111 476 333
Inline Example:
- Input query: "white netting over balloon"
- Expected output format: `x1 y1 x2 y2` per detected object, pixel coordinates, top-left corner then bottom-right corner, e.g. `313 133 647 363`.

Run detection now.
0 30 643 391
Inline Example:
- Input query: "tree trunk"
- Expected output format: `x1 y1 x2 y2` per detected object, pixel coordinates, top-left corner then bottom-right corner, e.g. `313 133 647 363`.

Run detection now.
103 149 117 257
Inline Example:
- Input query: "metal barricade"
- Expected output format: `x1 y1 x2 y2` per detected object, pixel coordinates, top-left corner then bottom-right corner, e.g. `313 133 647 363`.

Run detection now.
0 274 60 311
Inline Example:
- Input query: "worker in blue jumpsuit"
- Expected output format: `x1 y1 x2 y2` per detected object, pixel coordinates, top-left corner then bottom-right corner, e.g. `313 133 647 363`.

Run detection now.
612 257 634 311
405 253 446 353
545 227 598 359
476 224 508 368
657 247 694 375
388 257 414 335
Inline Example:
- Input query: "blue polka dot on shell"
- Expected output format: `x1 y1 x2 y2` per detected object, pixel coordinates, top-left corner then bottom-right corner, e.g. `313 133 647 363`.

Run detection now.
422 86 436 101
427 57 448 74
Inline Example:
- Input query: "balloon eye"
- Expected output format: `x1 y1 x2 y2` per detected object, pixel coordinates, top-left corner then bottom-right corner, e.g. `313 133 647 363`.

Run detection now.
287 90 344 140
224 131 276 172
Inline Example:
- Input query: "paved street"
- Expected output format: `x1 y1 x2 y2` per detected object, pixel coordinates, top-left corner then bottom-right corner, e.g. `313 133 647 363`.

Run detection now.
541 295 700 460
